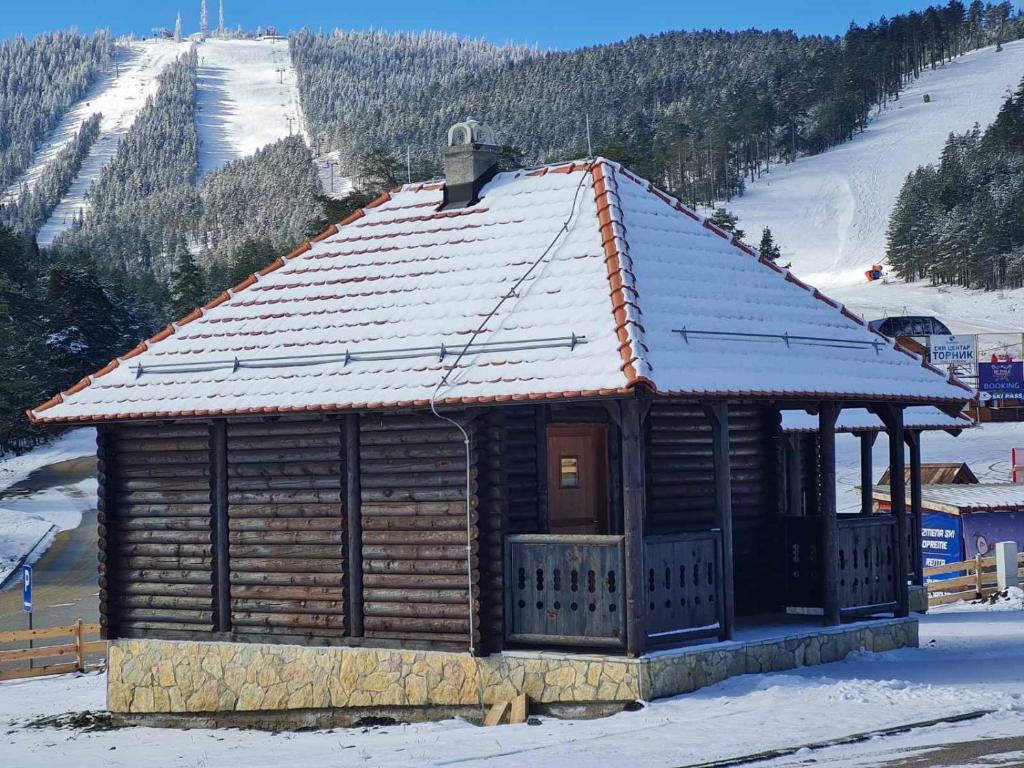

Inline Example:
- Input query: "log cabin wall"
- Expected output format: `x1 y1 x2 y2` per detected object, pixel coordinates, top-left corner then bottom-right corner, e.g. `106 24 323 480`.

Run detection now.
225 418 345 644
646 401 781 614
98 422 216 639
358 412 480 651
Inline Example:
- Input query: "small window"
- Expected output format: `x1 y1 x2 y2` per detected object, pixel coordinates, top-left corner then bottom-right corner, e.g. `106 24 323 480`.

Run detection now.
559 456 580 488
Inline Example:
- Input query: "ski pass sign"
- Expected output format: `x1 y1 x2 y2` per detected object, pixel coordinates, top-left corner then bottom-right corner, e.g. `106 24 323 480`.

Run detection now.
22 564 32 612
928 335 976 366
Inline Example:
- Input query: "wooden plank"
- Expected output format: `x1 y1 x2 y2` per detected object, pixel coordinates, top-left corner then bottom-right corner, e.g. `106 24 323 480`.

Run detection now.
0 625 76 643
510 693 528 724
859 432 876 516
484 701 511 727
0 643 78 663
876 405 909 617
0 662 79 682
818 402 840 626
906 430 923 586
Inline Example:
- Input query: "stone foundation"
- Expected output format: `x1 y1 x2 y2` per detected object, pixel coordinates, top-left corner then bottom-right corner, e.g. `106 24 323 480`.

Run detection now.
107 617 917 717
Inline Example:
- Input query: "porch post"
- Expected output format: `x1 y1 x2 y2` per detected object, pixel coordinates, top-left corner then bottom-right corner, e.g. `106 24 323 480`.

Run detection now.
905 429 923 587
785 435 803 516
344 414 364 638
621 397 648 656
859 432 876 516
818 402 840 627
704 401 735 641
877 405 909 617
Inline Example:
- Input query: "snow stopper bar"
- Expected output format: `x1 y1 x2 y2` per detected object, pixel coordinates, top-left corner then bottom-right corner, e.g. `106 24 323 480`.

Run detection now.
128 334 588 377
674 328 886 353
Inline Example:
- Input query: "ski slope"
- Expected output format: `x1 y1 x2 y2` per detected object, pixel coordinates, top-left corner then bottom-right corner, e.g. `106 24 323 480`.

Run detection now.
195 38 304 176
35 39 191 247
728 40 1024 333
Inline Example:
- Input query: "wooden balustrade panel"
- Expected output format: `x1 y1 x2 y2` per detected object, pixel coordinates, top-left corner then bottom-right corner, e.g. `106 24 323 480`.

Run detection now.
644 532 721 639
360 413 478 649
838 518 897 610
505 535 625 647
100 422 216 637
226 418 345 642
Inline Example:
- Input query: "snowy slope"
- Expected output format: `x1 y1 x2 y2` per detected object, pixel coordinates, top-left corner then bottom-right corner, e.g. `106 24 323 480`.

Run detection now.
195 39 304 176
727 40 1024 333
35 39 191 247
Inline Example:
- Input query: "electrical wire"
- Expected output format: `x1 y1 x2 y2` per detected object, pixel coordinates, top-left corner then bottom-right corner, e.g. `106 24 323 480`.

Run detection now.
427 162 594 678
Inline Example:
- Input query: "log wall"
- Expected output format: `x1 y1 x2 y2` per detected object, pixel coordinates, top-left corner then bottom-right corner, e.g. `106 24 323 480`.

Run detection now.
359 413 480 650
226 418 345 643
98 422 216 638
646 401 780 614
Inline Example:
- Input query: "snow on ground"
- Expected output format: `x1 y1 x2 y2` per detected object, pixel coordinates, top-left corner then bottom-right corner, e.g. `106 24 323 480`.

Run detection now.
195 38 304 176
314 149 354 198
1 606 1021 767
726 39 1024 333
835 420 1018 514
36 39 191 247
0 429 97 586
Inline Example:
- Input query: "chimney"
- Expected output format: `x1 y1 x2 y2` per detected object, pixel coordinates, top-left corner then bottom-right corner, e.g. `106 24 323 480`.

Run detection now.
442 119 499 210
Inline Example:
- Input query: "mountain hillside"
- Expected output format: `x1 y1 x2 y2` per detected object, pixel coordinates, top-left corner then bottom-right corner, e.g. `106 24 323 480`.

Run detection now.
726 39 1024 334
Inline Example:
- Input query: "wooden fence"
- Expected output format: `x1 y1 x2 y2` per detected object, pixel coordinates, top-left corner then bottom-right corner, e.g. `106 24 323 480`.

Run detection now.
924 553 1024 607
0 620 106 682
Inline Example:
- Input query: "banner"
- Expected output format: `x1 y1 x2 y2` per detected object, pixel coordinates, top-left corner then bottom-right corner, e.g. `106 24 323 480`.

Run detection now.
928 334 976 366
979 361 1024 400
921 512 962 578
962 510 1024 559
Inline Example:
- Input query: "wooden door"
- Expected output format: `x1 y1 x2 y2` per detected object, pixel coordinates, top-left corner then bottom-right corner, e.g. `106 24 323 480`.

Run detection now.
546 424 609 534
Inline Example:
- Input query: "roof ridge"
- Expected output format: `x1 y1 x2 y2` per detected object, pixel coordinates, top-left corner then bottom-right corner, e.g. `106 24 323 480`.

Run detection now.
591 160 654 389
28 190 396 423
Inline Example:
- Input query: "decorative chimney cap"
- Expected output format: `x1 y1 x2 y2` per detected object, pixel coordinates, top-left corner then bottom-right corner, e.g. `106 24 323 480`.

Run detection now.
447 119 498 149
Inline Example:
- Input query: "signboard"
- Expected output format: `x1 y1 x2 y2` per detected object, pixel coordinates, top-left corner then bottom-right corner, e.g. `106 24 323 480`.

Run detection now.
978 361 1024 401
929 334 976 366
962 511 1024 559
921 512 962 579
22 565 32 612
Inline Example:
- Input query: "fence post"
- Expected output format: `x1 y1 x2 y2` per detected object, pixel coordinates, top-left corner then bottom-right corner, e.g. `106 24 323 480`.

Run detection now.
975 553 984 598
74 618 84 672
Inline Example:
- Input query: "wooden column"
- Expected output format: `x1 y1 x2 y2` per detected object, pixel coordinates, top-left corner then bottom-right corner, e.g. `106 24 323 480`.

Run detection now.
621 397 647 656
818 402 840 627
785 435 803 516
877 405 910 617
704 401 735 641
859 432 877 516
96 427 115 640
906 429 923 587
210 419 231 633
344 414 364 638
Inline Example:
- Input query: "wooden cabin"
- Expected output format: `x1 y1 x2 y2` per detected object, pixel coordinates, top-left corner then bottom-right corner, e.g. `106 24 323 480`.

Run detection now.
29 122 973 712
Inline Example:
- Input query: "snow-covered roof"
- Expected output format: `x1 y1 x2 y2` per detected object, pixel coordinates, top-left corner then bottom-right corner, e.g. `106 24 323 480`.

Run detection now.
29 159 972 424
781 406 974 434
872 483 1024 514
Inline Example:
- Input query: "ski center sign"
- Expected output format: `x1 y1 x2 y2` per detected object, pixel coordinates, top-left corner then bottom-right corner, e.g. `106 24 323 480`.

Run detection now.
928 335 976 366
979 361 1024 400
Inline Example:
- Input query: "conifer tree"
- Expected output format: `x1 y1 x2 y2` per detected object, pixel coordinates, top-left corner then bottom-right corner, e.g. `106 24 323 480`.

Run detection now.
758 227 782 261
709 207 745 240
169 247 205 319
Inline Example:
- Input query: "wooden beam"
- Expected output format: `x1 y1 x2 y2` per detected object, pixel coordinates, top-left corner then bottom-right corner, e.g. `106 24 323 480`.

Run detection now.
703 401 735 641
859 432 877 517
785 434 803 516
210 419 230 632
621 397 648 656
345 414 364 638
875 405 910 617
906 429 923 587
818 402 840 627
535 405 548 532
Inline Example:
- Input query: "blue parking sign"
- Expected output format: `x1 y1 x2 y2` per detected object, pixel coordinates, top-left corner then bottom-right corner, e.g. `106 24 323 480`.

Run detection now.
22 565 32 612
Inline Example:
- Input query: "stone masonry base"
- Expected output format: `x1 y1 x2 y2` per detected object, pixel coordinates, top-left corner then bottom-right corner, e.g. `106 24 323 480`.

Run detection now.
107 617 917 722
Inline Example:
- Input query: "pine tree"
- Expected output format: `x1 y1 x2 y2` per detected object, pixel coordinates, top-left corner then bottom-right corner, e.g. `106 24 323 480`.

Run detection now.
709 207 745 240
169 247 205 319
758 227 782 261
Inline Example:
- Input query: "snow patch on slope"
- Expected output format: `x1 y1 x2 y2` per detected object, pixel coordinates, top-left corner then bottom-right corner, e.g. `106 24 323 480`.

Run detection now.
195 39 304 176
35 39 191 247
727 40 1024 332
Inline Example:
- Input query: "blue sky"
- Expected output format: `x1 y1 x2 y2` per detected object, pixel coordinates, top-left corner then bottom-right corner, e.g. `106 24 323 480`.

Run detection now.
0 1 1012 48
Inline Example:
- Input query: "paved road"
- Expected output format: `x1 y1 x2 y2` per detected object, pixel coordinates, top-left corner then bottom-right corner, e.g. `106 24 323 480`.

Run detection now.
0 456 99 633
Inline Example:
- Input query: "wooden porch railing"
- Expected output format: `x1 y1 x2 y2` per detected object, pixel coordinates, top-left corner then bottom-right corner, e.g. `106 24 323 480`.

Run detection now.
505 534 626 648
644 531 723 645
0 619 106 682
784 515 900 615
